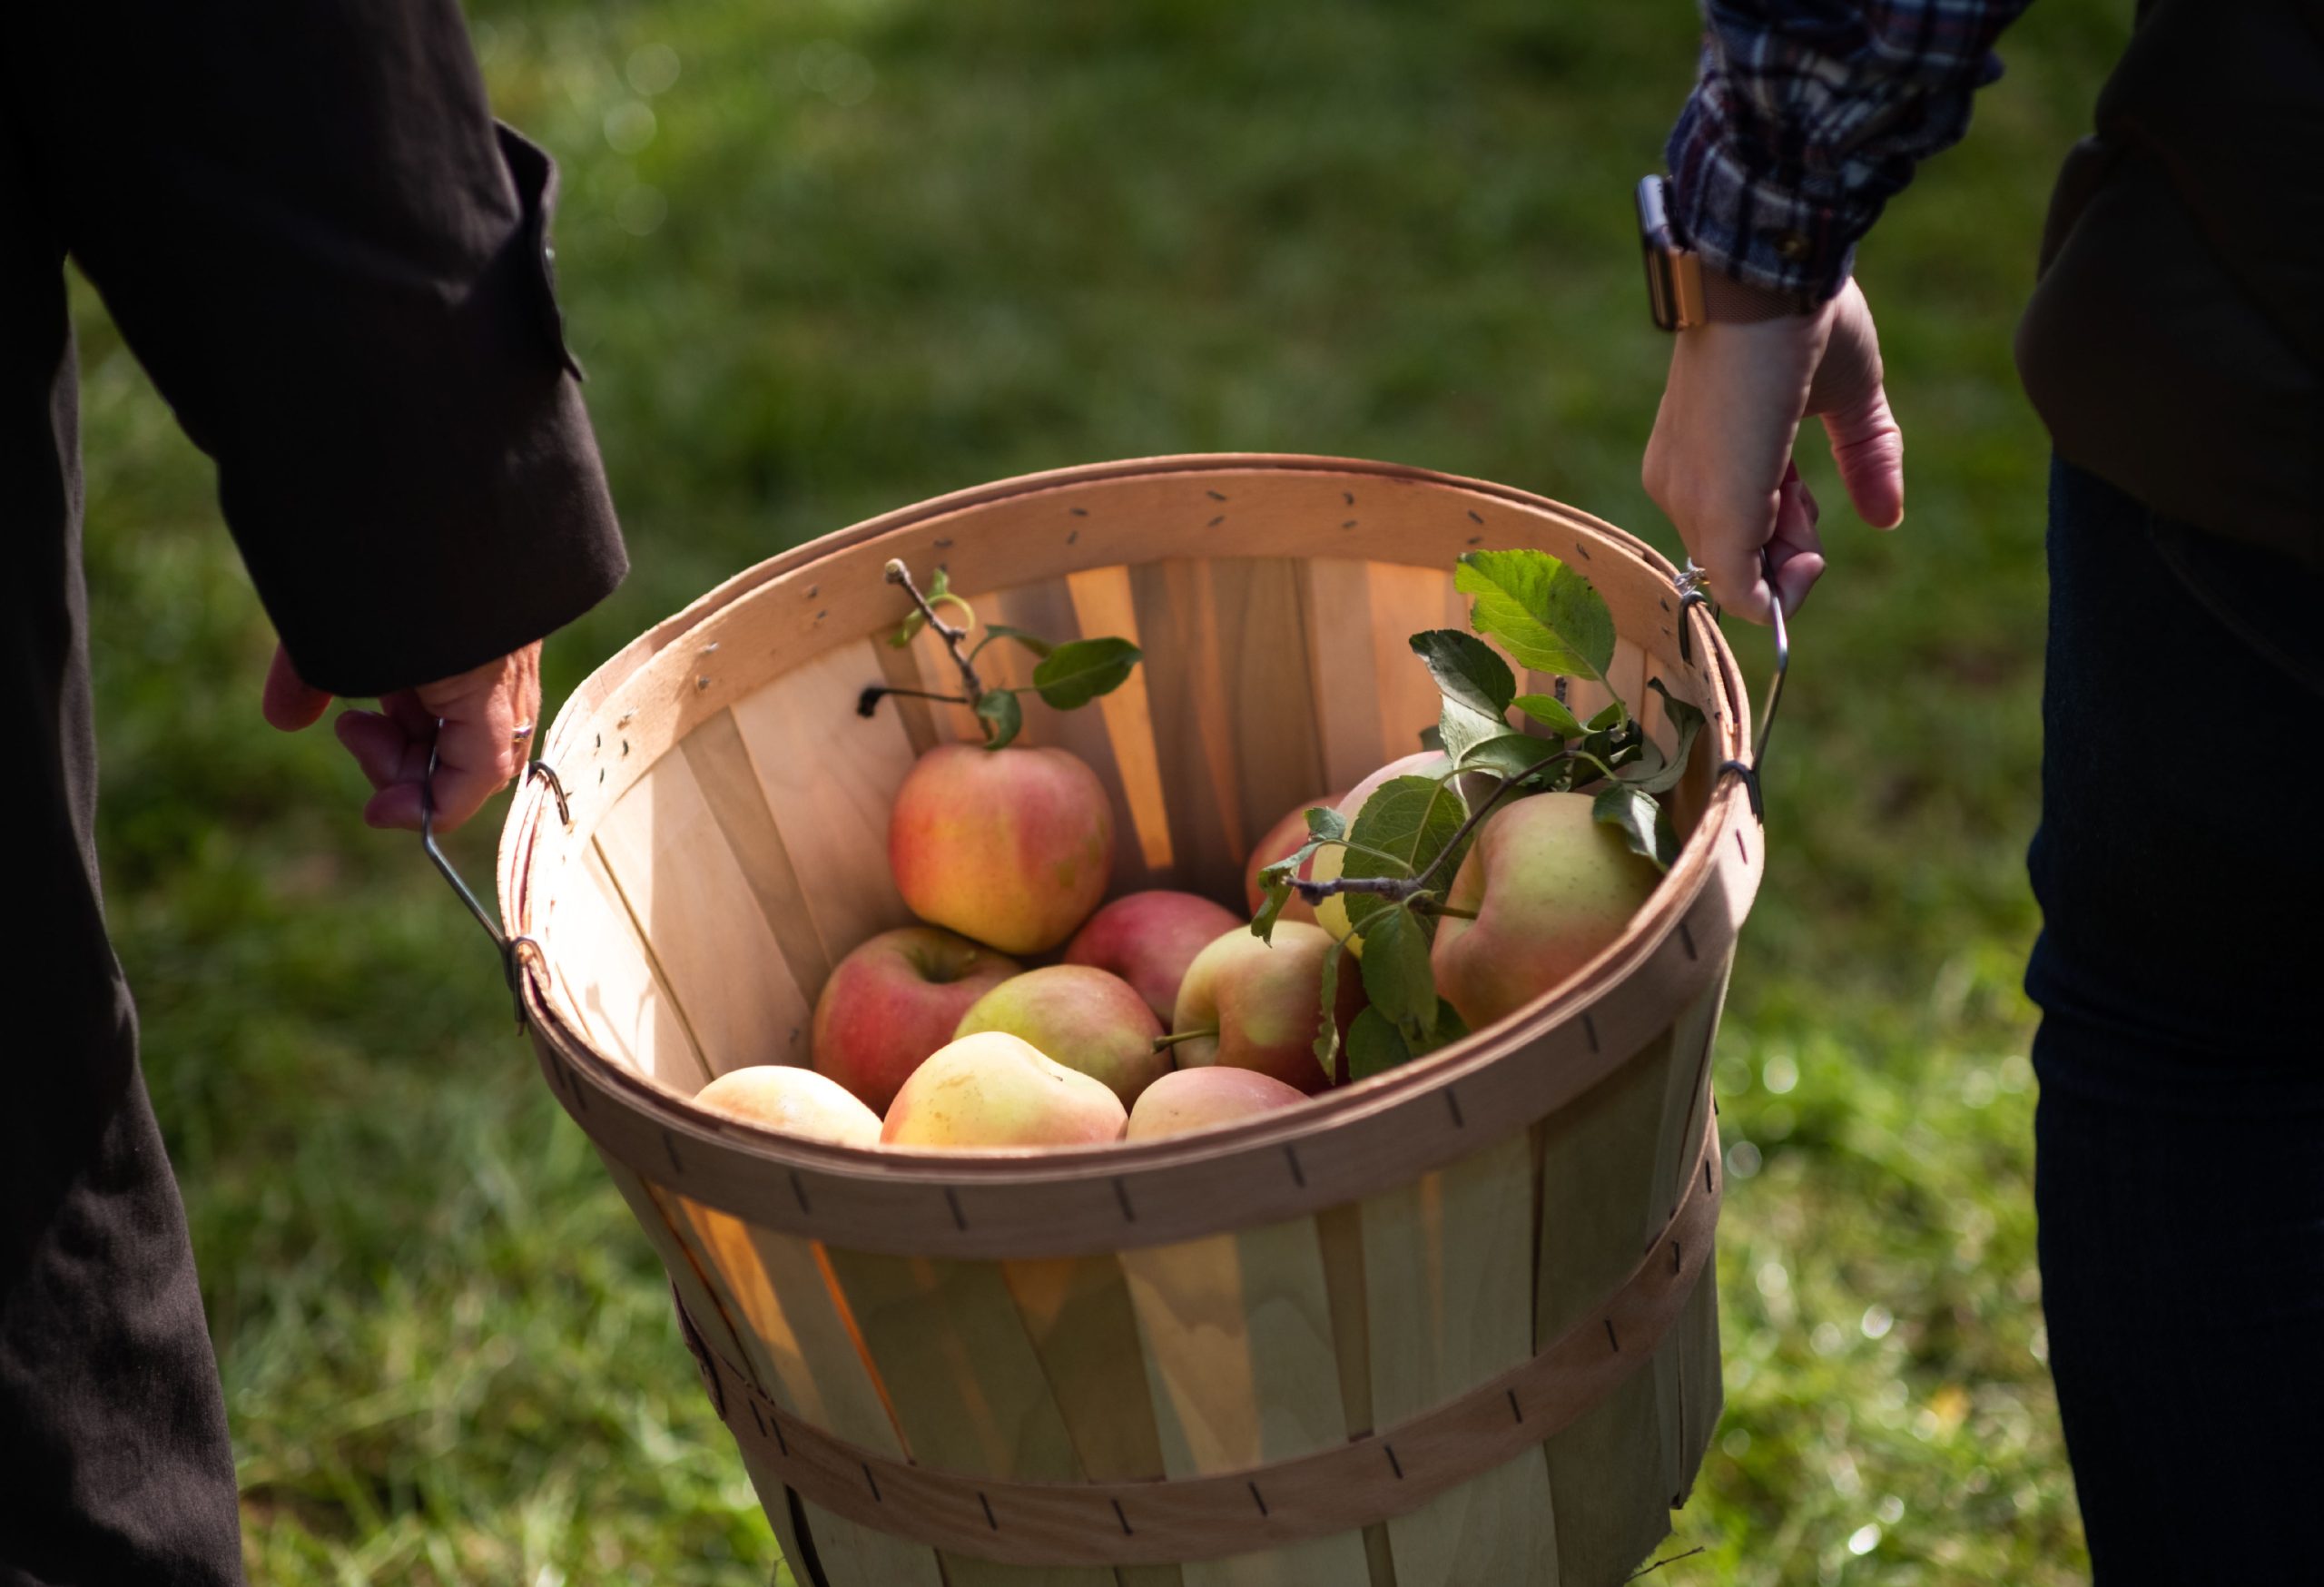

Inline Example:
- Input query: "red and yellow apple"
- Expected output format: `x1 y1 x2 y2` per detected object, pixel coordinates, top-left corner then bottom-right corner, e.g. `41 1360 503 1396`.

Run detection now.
1167 921 1344 1093
811 925 1020 1113
953 964 1167 1106
881 1031 1128 1148
1430 792 1661 1030
1310 751 1454 950
889 744 1115 954
1126 1067 1309 1141
1242 794 1342 923
1062 890 1243 1025
692 1065 883 1147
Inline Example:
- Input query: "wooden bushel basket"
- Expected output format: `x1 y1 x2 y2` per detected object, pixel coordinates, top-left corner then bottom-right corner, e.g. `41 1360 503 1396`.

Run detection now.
495 455 1762 1585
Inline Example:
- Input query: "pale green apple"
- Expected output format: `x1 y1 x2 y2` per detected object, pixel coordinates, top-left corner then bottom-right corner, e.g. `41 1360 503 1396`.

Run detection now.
880 1031 1128 1149
1429 793 1660 1030
954 964 1167 1106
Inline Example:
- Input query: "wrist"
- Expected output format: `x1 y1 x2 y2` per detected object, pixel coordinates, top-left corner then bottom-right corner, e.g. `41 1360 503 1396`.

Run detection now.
1698 270 1818 325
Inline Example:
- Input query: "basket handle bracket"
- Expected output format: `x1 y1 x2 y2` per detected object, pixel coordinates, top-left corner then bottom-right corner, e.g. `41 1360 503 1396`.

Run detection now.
1674 549 1787 823
419 735 566 1030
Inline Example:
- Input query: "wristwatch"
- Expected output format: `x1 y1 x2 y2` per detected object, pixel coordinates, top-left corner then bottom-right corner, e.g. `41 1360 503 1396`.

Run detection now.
1637 174 1813 330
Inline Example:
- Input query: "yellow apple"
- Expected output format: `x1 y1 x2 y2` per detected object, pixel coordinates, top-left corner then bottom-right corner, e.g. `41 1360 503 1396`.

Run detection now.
880 1031 1128 1149
693 1065 882 1147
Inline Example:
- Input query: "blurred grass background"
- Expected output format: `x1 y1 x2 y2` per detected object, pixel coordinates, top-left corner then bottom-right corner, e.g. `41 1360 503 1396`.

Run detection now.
77 0 2126 1580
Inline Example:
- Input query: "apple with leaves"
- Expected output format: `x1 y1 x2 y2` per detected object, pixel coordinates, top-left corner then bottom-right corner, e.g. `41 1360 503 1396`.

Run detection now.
881 1030 1128 1148
1063 890 1244 1026
693 1065 883 1147
1307 752 1452 950
953 964 1167 1106
1126 1067 1309 1141
1165 922 1366 1092
1429 792 1663 1029
888 743 1114 955
812 925 1021 1112
1248 546 1703 1080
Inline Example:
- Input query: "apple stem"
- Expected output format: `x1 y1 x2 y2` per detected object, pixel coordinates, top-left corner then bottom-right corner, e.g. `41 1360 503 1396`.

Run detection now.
1151 1028 1218 1053
886 558 989 706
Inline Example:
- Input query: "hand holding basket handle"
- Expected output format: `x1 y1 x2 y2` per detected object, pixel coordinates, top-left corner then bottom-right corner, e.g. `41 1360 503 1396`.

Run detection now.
1641 276 1904 623
261 640 545 833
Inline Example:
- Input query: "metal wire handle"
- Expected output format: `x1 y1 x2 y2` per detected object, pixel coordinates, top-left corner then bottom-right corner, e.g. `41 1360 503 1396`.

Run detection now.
1674 547 1788 822
419 727 567 1027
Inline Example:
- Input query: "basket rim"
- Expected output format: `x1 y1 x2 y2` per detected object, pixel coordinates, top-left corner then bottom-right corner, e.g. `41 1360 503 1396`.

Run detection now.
497 453 1758 1250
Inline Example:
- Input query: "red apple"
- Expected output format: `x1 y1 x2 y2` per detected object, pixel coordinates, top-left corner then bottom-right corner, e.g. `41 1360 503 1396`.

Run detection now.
1062 890 1244 1025
811 925 1021 1113
889 744 1115 954
954 965 1167 1106
1310 751 1454 950
881 1031 1128 1149
1430 792 1661 1030
1242 794 1343 923
693 1066 882 1147
1167 922 1340 1093
1126 1068 1309 1141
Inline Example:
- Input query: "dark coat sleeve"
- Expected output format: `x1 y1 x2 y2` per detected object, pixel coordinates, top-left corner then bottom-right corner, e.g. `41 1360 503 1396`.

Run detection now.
22 0 627 697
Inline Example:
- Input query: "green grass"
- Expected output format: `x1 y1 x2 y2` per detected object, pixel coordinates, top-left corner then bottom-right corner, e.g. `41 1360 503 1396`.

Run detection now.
77 0 2124 1580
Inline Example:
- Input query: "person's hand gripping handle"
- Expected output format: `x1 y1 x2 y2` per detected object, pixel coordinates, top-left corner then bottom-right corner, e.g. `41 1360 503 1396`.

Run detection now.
261 642 545 833
1641 277 1905 623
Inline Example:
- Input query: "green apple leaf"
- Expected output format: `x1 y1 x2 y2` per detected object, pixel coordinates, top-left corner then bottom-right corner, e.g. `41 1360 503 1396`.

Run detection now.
1410 629 1516 722
1250 877 1293 943
1425 629 1508 764
1356 904 1437 1042
1457 733 1567 784
1454 549 1616 681
1512 692 1585 736
1592 784 1679 872
974 688 1024 749
1339 774 1472 933
1254 821 1341 943
1415 1000 1472 1056
1346 1008 1412 1080
1031 636 1142 709
1615 680 1707 795
1586 699 1629 732
1314 943 1343 1081
976 623 1055 660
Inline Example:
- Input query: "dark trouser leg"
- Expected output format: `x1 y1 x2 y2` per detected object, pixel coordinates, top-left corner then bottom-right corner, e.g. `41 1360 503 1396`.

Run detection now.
0 999 245 1587
3 443 244 1582
2027 459 2324 1586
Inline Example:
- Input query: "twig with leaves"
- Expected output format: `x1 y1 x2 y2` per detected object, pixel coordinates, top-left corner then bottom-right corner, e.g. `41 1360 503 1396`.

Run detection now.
1249 547 1709 1084
857 557 1143 750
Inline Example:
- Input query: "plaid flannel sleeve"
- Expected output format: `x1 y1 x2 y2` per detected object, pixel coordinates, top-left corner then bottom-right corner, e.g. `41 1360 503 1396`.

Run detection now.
1665 0 2036 302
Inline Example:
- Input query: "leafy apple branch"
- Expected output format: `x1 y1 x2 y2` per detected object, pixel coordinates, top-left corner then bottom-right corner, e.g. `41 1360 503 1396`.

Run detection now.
856 557 1143 749
1250 547 1710 1084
